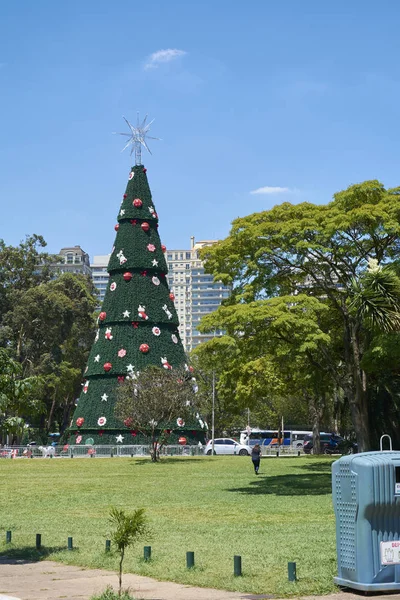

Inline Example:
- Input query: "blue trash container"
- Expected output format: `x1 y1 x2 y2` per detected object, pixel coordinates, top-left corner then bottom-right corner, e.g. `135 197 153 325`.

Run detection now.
332 450 400 591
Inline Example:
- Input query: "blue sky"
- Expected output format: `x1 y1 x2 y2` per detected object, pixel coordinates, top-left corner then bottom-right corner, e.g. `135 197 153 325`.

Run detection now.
1 0 400 259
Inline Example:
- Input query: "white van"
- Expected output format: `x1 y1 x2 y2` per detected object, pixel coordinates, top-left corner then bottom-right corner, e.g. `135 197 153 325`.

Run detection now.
291 430 312 448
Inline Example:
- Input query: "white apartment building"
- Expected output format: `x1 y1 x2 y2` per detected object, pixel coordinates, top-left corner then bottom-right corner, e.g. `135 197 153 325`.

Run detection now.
91 254 111 306
91 237 230 352
166 237 229 351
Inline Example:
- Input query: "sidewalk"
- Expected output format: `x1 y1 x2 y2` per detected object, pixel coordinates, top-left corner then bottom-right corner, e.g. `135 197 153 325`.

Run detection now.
0 558 241 600
2 557 400 600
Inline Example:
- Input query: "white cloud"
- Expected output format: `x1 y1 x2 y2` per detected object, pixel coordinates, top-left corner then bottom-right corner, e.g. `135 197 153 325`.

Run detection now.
250 186 290 195
144 49 187 70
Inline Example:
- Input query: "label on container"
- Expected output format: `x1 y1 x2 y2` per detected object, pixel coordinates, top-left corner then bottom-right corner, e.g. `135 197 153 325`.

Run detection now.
395 483 400 495
380 541 400 565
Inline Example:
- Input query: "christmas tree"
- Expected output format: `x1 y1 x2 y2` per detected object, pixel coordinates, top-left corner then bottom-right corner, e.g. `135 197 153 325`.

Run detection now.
69 116 206 446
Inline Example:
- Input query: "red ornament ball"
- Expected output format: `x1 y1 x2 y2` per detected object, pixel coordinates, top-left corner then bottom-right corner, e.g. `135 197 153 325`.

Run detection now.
143 167 147 173
124 417 133 427
133 198 143 208
103 362 112 372
114 224 119 231
178 437 187 446
139 343 149 353
189 366 194 373
161 244 167 252
99 312 107 321
123 272 132 282
123 194 127 198
141 222 150 232
169 293 175 301
76 417 84 427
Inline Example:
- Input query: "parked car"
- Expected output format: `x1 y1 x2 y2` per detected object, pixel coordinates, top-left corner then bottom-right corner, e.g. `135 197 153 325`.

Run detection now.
303 433 357 455
204 438 252 456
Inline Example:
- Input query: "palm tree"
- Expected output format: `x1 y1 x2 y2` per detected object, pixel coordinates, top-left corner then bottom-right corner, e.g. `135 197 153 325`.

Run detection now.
350 260 400 334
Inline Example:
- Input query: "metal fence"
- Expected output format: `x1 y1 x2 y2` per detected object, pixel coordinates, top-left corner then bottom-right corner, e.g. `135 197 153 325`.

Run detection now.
0 444 206 459
0 443 304 459
261 445 304 457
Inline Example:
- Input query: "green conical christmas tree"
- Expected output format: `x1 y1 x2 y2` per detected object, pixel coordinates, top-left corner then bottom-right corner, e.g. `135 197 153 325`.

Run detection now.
69 162 205 446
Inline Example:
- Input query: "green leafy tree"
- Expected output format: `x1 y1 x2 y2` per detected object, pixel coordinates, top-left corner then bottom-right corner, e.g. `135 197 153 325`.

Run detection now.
0 348 43 443
200 181 400 451
197 295 336 452
1 272 97 435
109 506 149 597
0 234 56 320
115 366 200 460
190 336 246 436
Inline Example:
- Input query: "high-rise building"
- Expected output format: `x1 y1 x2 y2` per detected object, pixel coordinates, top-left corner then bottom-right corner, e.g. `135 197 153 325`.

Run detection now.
91 237 230 352
52 246 92 276
166 237 230 351
90 254 111 306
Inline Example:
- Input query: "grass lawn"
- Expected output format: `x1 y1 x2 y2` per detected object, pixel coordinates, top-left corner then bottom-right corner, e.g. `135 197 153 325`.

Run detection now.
0 455 338 596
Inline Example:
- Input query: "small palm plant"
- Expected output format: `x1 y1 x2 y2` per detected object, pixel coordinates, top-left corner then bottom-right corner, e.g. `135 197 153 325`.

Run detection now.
109 507 150 597
350 262 400 333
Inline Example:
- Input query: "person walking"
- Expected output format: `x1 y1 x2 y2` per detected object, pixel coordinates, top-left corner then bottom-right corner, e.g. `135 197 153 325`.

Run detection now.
251 444 262 474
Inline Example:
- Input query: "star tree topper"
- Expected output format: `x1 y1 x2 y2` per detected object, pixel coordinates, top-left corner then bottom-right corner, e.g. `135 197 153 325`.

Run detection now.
115 113 160 165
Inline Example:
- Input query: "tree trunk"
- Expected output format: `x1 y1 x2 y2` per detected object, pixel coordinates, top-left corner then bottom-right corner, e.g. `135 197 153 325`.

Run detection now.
340 310 371 453
309 395 322 454
349 322 371 452
61 397 75 433
118 548 124 596
47 392 57 432
150 438 159 462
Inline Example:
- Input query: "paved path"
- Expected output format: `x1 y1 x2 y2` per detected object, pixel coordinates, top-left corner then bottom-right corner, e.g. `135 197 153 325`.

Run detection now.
2 558 400 600
0 558 243 600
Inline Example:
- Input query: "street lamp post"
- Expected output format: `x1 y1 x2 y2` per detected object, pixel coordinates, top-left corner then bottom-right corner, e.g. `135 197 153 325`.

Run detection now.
211 368 215 456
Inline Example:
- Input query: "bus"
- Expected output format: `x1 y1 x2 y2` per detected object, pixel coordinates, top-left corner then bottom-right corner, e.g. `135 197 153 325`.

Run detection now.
240 428 312 448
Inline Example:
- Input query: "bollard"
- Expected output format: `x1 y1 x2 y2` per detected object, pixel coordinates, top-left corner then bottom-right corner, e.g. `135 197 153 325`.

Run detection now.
36 533 41 550
234 555 242 576
186 551 195 569
144 546 151 561
105 540 111 552
288 561 297 582
6 531 11 543
297 450 301 457
276 450 279 457
68 537 73 551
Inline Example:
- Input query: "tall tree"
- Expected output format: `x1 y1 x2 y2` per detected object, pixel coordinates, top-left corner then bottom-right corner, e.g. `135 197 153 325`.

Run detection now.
198 294 336 451
200 181 400 451
1 272 97 434
0 234 56 320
